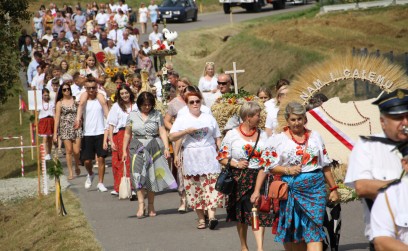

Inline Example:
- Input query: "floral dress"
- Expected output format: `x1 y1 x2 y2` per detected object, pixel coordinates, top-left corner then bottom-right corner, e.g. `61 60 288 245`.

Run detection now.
261 130 331 244
59 103 83 140
217 129 273 227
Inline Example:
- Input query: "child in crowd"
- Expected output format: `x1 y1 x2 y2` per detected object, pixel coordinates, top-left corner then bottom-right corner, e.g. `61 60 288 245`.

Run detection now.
38 88 55 160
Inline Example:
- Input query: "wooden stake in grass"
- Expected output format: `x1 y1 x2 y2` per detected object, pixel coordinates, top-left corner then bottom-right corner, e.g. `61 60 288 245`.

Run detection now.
47 152 67 216
225 62 245 94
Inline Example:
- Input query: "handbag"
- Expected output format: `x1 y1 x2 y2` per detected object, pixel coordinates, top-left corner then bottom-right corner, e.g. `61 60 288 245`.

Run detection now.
216 129 261 195
258 175 272 213
268 137 309 201
119 161 132 199
215 158 234 195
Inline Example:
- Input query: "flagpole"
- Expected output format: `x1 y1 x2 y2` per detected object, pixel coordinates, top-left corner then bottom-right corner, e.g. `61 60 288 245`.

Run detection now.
34 90 41 198
19 94 22 126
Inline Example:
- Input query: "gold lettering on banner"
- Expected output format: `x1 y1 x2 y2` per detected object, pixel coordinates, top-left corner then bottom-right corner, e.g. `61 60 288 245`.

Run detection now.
353 69 359 78
330 73 336 82
313 79 324 89
376 75 385 86
361 70 367 79
300 91 309 101
368 71 376 82
307 87 316 95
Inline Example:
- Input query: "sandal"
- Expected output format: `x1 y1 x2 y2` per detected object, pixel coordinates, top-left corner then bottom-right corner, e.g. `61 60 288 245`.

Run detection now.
208 218 218 230
197 219 206 229
147 203 156 217
136 202 145 219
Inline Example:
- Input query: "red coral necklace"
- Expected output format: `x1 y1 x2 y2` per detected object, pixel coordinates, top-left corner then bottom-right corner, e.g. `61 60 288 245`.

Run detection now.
239 124 256 137
289 128 309 145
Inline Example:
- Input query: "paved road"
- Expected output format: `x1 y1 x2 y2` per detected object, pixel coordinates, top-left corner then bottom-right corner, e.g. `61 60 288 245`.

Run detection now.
69 158 369 251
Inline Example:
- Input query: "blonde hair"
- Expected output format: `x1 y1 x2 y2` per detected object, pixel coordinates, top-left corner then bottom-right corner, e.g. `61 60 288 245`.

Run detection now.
240 101 262 121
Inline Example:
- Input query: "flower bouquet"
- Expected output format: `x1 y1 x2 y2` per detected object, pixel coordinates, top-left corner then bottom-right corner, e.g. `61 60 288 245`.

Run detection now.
211 88 267 132
327 160 359 203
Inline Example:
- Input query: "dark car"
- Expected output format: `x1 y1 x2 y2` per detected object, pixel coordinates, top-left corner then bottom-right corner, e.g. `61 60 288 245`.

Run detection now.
158 0 198 23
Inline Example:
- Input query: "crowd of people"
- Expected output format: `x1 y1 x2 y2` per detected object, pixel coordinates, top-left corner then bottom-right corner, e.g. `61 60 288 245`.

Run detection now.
22 1 408 251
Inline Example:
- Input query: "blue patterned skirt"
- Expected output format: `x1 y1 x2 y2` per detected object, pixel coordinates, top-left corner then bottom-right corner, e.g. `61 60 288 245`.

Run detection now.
275 170 326 244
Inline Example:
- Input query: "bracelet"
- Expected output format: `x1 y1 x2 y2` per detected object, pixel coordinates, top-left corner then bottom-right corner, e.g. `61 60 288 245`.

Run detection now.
329 185 339 191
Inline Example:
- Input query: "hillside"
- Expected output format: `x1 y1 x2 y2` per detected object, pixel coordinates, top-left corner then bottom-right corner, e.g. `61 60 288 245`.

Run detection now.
173 5 408 95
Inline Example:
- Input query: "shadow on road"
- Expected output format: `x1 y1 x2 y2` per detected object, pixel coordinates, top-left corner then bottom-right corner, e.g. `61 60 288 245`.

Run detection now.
339 242 369 250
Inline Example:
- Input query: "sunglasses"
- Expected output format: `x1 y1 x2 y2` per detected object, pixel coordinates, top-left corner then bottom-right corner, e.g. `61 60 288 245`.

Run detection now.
188 100 201 105
62 88 70 92
205 62 214 66
86 86 97 90
217 81 229 86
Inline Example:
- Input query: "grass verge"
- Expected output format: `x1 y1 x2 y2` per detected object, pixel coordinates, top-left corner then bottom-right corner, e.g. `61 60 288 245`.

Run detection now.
0 190 101 250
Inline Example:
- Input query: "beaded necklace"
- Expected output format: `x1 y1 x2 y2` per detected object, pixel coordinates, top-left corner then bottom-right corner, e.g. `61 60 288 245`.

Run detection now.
239 124 256 137
289 128 309 145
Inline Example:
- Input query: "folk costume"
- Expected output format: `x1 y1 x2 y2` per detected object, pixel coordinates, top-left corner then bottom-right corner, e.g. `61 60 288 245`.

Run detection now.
217 129 273 227
261 130 331 243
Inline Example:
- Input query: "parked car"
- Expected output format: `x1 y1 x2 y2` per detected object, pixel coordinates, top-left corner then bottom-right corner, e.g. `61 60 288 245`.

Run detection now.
158 0 198 23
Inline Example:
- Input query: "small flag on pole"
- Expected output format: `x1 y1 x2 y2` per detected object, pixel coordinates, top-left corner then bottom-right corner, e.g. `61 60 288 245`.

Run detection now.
19 95 28 112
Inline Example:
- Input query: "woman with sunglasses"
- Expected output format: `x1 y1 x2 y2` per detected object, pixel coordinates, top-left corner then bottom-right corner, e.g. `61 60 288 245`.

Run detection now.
169 91 223 230
198 62 218 108
54 82 83 180
163 78 191 213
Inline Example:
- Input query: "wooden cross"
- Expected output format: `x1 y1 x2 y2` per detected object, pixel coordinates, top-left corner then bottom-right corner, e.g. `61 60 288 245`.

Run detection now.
225 62 245 94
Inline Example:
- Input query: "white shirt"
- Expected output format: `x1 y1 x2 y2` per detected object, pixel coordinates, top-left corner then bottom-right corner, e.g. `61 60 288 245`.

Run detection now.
117 38 138 55
107 102 138 133
95 13 109 25
170 112 221 176
108 29 123 44
38 101 55 119
262 131 331 172
83 99 105 136
45 78 63 90
148 31 163 45
31 73 45 90
71 84 83 102
345 133 404 240
371 176 408 244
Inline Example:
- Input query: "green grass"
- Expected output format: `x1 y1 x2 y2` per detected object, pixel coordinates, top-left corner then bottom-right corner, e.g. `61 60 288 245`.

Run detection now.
0 190 102 250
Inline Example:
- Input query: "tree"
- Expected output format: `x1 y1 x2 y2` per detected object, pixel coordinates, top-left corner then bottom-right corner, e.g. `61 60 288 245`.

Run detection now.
0 0 30 104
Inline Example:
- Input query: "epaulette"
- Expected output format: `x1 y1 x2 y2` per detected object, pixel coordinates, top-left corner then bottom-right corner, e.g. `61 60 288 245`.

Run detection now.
359 136 397 145
378 179 401 192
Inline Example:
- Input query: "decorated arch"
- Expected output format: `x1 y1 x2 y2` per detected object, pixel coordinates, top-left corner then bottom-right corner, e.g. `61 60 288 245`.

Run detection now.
279 54 408 163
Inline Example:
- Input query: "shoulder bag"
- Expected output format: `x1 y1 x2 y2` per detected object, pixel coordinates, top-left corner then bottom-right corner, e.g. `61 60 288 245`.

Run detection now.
216 129 261 195
268 137 309 201
119 161 132 199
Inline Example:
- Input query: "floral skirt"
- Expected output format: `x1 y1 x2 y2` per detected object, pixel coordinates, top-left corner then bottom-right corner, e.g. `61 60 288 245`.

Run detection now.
275 171 326 244
226 168 273 227
183 173 224 210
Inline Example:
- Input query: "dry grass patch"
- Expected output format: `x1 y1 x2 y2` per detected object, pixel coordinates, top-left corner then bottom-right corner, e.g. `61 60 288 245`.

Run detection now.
0 190 101 251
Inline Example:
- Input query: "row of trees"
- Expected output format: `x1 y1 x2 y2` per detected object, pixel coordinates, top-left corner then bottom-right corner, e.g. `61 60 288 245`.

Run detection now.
0 0 30 104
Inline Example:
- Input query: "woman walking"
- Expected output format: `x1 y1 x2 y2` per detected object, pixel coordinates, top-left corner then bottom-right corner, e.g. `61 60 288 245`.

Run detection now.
217 101 273 251
169 91 224 230
122 92 177 218
53 82 83 179
251 102 339 251
107 84 137 195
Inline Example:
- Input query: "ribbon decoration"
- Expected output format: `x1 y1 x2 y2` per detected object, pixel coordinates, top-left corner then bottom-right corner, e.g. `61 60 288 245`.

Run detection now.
308 108 355 151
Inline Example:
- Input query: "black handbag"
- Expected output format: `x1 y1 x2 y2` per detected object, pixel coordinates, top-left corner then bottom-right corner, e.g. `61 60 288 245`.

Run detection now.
215 158 234 195
216 129 261 195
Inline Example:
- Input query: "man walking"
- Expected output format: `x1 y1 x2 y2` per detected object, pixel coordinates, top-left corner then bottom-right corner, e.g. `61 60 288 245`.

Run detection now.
79 79 109 192
117 30 139 66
